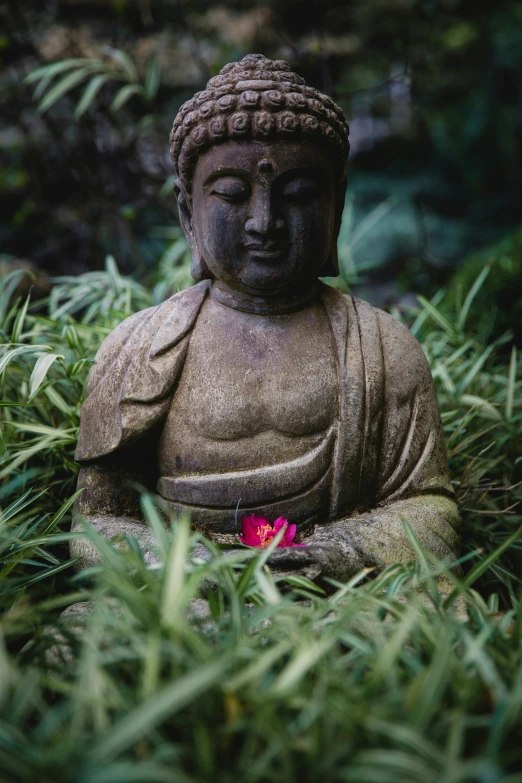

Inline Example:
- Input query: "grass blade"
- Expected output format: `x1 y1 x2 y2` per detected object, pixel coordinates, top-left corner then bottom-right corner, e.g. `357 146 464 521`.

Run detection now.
29 353 63 399
91 658 229 762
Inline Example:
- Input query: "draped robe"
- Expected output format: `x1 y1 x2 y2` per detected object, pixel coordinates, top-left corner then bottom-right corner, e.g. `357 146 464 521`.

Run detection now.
73 281 460 574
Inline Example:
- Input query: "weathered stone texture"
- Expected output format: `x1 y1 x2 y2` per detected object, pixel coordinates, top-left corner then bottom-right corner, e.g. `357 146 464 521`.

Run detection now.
72 55 459 586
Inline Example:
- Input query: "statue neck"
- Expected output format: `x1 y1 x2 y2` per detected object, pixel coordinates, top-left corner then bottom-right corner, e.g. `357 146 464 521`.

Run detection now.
210 280 320 316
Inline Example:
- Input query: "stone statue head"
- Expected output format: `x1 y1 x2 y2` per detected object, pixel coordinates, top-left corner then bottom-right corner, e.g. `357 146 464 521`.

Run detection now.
169 54 350 293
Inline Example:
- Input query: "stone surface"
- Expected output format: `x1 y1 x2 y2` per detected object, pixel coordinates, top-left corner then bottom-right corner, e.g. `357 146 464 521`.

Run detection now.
71 54 460 587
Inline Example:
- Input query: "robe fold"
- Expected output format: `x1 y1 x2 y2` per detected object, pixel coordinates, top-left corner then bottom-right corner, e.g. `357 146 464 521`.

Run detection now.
74 281 460 569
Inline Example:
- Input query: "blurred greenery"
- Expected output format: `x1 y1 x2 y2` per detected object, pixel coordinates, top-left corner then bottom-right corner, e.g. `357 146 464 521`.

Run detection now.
1 0 522 305
444 229 522 344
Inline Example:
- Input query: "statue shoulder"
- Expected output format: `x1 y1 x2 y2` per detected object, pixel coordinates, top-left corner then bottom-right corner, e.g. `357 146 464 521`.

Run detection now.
374 306 430 366
85 306 155 396
373 305 435 399
86 281 210 396
346 294 434 395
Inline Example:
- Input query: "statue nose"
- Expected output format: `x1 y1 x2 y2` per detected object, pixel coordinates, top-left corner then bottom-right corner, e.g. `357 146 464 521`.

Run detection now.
244 190 284 237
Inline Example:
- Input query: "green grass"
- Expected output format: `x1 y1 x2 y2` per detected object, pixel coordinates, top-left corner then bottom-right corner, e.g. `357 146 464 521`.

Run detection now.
0 262 521 782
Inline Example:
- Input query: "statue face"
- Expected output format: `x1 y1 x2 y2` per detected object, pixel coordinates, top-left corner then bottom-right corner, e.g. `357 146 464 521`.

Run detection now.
184 140 342 295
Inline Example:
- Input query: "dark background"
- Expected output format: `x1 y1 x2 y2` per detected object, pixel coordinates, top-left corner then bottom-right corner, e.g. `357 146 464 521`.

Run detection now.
2 0 522 311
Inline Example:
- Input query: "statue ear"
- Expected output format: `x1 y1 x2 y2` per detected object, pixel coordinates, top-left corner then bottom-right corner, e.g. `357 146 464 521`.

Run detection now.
320 244 340 278
319 250 339 277
320 174 346 278
174 179 212 281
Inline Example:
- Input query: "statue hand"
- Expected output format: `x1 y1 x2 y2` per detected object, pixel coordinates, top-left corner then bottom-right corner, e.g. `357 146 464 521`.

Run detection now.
267 526 365 585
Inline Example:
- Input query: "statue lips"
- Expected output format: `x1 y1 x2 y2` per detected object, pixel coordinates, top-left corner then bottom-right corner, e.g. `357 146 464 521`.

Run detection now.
244 241 289 262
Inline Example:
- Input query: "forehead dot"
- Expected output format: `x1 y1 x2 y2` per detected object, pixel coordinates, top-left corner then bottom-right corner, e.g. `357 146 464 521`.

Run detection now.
258 159 272 173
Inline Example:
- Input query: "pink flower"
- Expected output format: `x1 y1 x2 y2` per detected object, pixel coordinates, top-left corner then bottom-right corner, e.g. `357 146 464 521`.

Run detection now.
239 514 305 548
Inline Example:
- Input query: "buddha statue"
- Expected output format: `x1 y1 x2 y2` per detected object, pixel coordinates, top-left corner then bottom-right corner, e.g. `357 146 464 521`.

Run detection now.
72 54 460 584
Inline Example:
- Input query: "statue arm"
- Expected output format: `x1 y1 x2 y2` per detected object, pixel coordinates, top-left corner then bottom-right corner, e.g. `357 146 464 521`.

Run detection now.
71 308 164 571
71 286 210 571
270 312 460 585
304 495 460 583
71 438 161 571
268 495 460 587
329 309 460 576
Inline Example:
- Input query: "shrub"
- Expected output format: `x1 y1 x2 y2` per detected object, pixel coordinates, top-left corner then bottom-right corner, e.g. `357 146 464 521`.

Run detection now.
0 263 521 781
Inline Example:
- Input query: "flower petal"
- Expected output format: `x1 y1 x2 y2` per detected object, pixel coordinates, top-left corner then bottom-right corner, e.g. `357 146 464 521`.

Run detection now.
240 515 306 548
241 516 256 539
251 514 271 527
241 514 255 530
240 514 265 545
278 523 295 547
273 517 288 532
280 525 306 548
284 523 297 541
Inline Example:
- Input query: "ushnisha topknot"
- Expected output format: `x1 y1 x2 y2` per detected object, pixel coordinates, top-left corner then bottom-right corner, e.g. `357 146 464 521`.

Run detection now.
169 53 350 189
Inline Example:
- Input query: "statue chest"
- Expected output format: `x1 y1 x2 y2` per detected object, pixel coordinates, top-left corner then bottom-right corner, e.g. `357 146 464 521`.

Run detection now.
158 297 338 475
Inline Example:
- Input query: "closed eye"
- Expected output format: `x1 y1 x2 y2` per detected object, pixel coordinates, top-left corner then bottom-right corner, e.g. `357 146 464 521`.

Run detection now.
281 177 320 201
210 177 250 202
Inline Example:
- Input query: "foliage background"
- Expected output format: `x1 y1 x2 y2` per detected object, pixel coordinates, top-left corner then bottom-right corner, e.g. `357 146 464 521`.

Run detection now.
2 0 522 308
1 1 522 780
1 263 522 782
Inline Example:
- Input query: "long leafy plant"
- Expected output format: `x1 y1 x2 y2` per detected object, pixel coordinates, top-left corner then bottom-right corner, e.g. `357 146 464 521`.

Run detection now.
0 263 521 781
